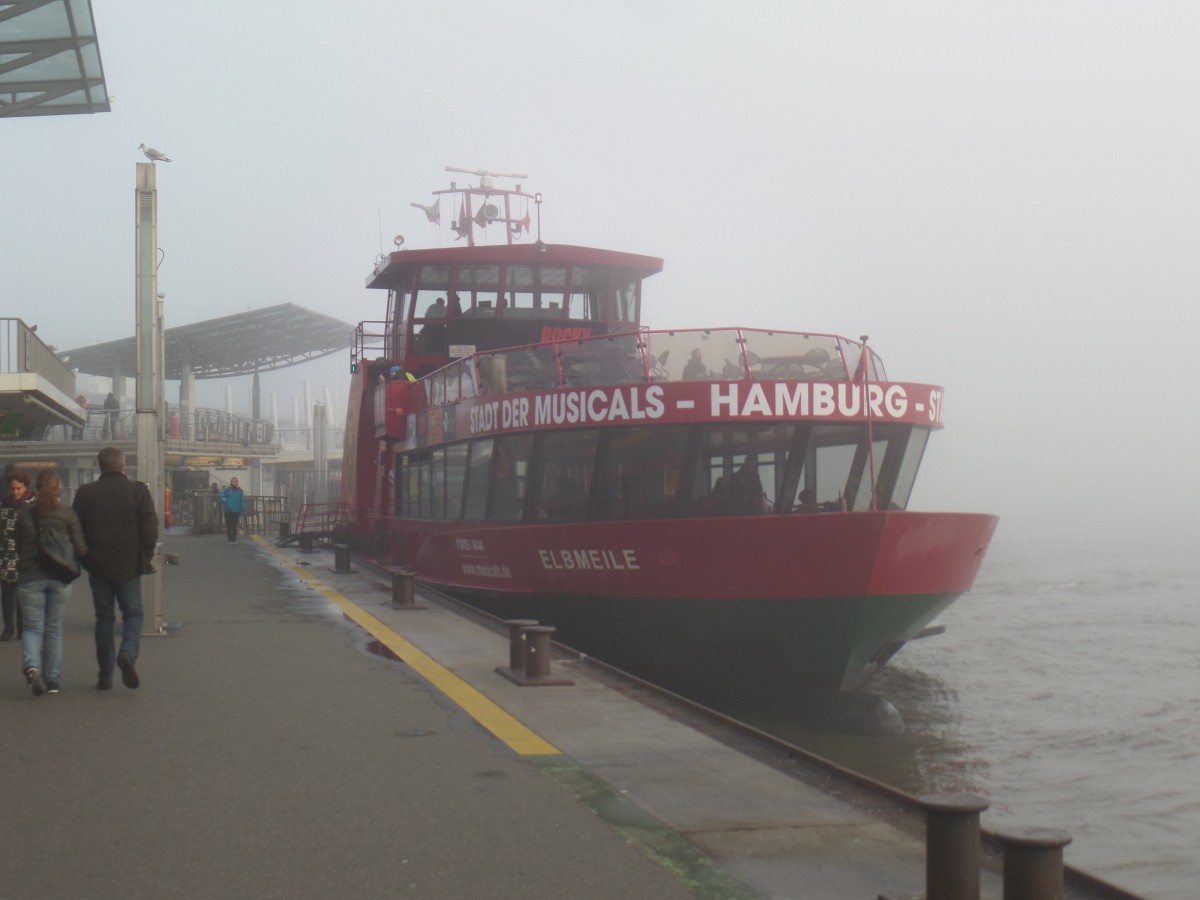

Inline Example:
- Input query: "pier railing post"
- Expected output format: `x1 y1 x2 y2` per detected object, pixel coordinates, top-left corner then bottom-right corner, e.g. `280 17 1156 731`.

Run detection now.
919 792 990 900
996 827 1072 900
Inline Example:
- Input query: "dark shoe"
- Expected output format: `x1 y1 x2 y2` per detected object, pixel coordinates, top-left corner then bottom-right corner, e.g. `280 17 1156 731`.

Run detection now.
25 667 45 697
46 681 61 694
97 678 112 690
0 626 12 641
116 653 140 689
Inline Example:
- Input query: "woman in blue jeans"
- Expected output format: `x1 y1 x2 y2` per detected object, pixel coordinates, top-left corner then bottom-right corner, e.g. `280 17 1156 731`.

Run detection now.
15 470 87 696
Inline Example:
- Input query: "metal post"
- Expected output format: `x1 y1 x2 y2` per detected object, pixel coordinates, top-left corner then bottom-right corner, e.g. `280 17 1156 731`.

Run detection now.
919 792 990 900
135 163 164 636
522 625 557 679
503 619 539 672
997 827 1072 900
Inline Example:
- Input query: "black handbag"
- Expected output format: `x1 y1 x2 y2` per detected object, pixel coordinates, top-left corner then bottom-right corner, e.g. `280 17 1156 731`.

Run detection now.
31 509 81 583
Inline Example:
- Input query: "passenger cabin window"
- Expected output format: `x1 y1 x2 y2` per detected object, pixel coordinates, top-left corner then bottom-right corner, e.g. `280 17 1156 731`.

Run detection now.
595 426 689 520
395 422 924 522
535 429 598 521
489 434 532 520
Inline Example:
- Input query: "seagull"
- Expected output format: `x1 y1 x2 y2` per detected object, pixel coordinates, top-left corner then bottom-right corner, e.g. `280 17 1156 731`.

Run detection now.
139 143 173 162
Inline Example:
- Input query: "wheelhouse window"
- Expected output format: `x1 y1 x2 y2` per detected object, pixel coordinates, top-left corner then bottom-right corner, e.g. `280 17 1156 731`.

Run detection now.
458 264 502 318
506 265 566 320
613 270 638 323
412 265 451 354
566 266 607 321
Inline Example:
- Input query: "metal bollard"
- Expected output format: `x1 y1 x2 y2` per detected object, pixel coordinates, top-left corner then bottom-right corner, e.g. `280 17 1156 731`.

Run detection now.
522 625 557 679
279 520 291 539
503 619 539 672
919 792 990 900
996 827 1072 900
333 544 352 572
389 569 425 609
298 531 315 553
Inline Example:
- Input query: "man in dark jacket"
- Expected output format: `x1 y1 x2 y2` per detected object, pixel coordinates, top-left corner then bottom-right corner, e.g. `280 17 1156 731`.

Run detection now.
73 446 159 690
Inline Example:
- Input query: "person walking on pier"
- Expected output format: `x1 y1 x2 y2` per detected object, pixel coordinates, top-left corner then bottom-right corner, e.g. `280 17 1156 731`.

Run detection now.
1 468 33 642
220 478 245 545
16 470 87 696
72 447 159 691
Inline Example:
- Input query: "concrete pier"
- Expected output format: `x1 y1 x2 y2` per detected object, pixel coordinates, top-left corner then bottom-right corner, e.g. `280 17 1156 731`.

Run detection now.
0 533 1141 899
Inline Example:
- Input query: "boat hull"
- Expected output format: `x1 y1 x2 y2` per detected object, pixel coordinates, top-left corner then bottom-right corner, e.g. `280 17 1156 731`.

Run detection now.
394 511 998 695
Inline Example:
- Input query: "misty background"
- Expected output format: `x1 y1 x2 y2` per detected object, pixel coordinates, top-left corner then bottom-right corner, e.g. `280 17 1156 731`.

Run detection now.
3 1 1198 544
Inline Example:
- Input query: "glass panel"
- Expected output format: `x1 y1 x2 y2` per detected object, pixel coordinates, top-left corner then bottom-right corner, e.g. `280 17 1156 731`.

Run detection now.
567 266 607 320
535 429 599 520
506 265 566 320
396 456 410 517
488 434 532 521
691 424 792 516
462 439 494 520
614 272 638 323
458 264 502 318
416 453 431 518
742 330 845 381
557 333 644 387
445 442 469 519
889 427 928 511
596 425 691 520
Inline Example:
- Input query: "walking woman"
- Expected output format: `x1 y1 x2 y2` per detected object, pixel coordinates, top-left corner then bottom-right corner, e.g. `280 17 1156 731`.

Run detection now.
0 468 33 641
16 470 87 696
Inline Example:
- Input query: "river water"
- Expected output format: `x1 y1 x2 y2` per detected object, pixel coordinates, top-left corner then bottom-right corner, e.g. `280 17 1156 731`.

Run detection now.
742 534 1199 900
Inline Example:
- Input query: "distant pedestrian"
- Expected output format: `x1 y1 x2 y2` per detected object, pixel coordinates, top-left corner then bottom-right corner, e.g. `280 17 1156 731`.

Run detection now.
0 468 33 641
16 470 87 696
73 395 88 440
103 392 120 439
220 477 245 544
72 447 159 691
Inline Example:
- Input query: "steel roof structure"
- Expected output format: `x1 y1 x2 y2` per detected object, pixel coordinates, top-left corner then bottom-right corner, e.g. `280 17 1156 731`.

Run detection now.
0 0 110 118
59 303 357 380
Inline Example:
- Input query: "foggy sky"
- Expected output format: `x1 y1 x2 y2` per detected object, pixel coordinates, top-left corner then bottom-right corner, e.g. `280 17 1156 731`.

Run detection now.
3 1 1198 542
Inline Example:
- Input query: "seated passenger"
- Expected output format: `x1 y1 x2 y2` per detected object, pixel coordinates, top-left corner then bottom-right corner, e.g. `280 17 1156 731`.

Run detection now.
796 489 819 513
682 348 707 381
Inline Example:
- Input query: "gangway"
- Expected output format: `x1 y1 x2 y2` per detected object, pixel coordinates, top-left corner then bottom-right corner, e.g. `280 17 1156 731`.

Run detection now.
277 501 352 548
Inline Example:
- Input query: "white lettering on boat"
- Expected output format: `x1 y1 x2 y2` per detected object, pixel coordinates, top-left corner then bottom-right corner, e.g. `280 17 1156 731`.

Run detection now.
537 548 640 571
710 383 910 419
455 538 485 552
461 562 512 579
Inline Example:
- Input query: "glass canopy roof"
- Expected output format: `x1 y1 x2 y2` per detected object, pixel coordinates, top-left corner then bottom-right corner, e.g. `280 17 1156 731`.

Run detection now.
0 0 110 117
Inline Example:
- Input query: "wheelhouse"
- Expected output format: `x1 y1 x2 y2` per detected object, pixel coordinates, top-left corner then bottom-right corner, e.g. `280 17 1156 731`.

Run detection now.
363 244 663 379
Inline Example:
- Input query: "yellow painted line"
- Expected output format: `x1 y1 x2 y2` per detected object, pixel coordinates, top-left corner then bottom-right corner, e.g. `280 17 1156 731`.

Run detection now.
253 536 560 757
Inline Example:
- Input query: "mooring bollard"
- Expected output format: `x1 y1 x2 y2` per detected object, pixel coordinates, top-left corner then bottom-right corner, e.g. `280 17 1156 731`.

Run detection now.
333 544 352 572
298 531 315 553
502 619 539 672
521 625 557 679
996 827 1072 900
919 792 990 900
279 520 291 539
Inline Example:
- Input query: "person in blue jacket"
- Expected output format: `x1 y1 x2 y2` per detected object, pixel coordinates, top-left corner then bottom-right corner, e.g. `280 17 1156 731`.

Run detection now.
219 477 246 545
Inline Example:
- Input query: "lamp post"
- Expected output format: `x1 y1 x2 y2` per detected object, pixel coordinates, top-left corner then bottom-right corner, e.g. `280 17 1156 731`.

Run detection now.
134 162 165 635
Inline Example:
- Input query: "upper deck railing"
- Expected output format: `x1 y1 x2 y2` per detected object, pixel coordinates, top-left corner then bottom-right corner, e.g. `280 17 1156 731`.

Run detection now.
411 328 886 406
0 318 77 398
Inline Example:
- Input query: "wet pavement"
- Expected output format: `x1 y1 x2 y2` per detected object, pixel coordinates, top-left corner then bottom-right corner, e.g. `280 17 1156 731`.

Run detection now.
0 531 1129 899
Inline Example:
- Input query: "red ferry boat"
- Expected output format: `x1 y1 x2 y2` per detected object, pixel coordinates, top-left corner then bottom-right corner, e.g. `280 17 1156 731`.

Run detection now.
344 168 998 703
